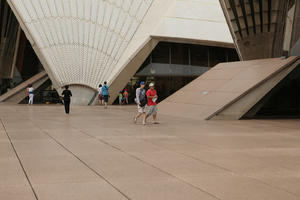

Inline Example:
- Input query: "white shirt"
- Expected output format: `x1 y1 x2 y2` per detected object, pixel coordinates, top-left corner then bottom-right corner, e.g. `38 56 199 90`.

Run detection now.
28 87 34 94
98 87 102 95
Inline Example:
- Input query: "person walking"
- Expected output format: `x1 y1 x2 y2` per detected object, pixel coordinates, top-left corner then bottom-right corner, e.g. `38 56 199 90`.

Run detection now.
98 84 103 105
123 89 129 104
102 81 109 109
119 91 123 105
134 82 147 125
27 84 34 105
145 83 159 124
62 85 72 114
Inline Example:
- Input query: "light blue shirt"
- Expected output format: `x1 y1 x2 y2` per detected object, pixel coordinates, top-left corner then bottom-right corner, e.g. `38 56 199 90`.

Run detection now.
102 85 109 96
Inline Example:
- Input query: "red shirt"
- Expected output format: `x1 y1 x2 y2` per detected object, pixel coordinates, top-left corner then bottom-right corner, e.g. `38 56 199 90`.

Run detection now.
146 89 157 106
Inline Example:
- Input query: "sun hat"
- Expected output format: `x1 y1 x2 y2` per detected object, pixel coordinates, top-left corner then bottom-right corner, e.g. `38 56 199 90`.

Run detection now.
149 83 155 87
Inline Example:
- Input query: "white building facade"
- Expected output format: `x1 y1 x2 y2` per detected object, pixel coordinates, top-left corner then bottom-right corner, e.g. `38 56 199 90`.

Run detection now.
7 0 233 105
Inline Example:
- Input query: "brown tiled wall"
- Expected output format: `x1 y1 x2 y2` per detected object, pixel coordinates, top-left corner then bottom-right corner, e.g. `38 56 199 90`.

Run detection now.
291 1 300 48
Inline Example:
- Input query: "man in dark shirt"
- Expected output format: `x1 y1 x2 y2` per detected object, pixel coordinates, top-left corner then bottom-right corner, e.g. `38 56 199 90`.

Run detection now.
62 85 72 114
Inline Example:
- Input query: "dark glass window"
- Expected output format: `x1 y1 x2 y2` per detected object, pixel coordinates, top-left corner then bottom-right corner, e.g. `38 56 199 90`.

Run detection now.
171 43 189 65
227 48 240 62
209 47 227 67
152 42 170 63
190 45 209 67
137 56 150 73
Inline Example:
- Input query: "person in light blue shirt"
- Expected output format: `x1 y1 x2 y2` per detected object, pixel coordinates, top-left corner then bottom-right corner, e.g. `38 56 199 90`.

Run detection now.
102 81 109 109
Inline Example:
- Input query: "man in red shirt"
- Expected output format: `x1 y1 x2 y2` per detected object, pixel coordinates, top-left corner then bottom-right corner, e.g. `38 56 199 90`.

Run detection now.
145 83 159 124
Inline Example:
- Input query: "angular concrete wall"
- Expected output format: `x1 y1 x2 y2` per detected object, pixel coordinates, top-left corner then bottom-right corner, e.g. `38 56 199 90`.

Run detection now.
159 57 300 120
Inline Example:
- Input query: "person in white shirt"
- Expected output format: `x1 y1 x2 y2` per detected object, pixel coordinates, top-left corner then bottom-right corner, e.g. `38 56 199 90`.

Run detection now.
98 84 103 105
27 84 34 105
134 82 147 125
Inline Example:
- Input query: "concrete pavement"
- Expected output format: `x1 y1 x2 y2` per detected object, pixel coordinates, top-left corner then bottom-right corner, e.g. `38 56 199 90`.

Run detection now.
1 104 300 200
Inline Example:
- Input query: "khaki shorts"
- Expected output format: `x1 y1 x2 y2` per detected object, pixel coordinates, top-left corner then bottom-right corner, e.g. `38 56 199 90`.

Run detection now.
147 105 158 115
138 105 146 113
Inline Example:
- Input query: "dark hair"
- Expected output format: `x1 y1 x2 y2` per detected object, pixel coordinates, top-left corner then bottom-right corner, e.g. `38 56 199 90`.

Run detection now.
99 84 102 87
104 81 107 85
28 84 32 87
65 85 69 89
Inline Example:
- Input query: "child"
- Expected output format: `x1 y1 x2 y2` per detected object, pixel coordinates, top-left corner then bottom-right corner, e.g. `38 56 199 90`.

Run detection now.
119 91 123 105
123 89 129 104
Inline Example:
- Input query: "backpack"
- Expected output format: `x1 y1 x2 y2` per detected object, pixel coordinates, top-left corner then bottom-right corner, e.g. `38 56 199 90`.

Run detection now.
102 85 109 95
139 89 147 107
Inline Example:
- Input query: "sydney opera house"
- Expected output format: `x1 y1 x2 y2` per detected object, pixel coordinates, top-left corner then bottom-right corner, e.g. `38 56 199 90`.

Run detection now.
0 0 300 120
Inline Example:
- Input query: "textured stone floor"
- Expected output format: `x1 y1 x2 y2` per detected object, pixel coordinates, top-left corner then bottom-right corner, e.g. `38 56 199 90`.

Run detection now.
0 104 300 200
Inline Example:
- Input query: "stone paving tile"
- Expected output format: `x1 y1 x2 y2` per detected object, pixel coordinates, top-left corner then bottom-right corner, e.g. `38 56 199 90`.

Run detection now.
0 105 300 200
34 181 128 200
0 185 36 200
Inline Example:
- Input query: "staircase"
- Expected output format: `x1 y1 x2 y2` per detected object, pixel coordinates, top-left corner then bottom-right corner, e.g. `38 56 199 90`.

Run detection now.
0 71 49 103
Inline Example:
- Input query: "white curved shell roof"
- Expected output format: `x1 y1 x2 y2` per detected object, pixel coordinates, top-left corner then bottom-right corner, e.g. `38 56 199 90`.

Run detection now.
8 0 153 88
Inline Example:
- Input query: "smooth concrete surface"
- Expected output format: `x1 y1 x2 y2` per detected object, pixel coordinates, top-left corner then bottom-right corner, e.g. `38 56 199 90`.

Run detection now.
159 57 300 120
1 104 300 200
213 58 300 119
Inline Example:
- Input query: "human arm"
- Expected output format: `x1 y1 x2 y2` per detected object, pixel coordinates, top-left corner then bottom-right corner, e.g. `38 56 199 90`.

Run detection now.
136 89 140 104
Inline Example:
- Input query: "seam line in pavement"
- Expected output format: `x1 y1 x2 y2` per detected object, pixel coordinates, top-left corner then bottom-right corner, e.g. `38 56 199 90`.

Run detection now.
75 124 299 199
33 124 132 200
143 127 300 197
143 139 300 197
76 129 222 200
0 119 39 200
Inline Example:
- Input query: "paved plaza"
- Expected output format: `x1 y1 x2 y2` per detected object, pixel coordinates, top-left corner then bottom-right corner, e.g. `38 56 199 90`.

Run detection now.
1 104 300 200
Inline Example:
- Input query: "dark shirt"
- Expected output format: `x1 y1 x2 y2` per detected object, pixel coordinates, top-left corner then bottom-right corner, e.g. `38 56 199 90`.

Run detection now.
62 89 72 101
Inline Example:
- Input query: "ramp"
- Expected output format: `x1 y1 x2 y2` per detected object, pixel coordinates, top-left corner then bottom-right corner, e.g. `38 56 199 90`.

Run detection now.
0 71 49 103
159 57 300 120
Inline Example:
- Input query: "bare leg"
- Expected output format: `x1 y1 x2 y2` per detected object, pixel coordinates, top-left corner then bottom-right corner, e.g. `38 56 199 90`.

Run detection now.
153 114 158 124
144 114 151 125
143 115 147 125
134 112 143 123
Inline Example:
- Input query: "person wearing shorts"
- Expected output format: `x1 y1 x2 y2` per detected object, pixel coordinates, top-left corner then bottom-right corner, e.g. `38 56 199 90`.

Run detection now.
134 82 147 124
102 81 109 109
145 83 159 124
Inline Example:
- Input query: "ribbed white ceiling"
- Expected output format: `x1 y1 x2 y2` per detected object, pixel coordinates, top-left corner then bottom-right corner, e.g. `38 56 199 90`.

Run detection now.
9 0 153 88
